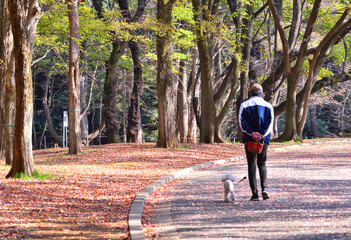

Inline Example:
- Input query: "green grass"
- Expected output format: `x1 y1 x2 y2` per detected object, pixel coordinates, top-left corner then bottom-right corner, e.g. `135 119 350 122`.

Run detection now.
173 144 191 150
15 170 60 180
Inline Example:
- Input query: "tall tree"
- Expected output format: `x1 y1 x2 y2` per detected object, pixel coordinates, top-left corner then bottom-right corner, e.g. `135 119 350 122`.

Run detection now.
92 0 143 144
296 5 351 136
156 0 179 148
115 0 146 143
191 0 216 143
192 0 258 143
0 0 14 163
268 0 322 141
268 0 351 140
41 72 64 147
91 0 124 143
6 0 42 178
67 0 82 154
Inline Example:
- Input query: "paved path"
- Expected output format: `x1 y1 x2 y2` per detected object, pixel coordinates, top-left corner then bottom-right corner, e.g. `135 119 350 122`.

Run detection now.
149 142 351 239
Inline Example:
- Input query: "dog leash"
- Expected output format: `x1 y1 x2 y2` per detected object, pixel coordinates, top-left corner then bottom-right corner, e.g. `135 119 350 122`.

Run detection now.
236 175 247 184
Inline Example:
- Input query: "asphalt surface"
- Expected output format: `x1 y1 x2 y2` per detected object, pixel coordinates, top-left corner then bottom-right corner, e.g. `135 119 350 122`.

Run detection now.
149 142 351 239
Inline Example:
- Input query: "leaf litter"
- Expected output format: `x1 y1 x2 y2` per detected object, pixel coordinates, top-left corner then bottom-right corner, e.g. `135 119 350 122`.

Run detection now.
0 139 348 239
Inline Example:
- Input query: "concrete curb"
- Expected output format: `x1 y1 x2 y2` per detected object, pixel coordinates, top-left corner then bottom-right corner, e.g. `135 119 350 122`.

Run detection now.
128 139 351 240
128 155 245 240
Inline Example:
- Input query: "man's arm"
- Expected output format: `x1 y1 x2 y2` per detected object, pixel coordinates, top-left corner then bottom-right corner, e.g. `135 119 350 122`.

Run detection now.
262 104 274 137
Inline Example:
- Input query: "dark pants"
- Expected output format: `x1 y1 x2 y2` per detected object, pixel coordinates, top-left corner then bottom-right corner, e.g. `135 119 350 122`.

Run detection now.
245 142 268 196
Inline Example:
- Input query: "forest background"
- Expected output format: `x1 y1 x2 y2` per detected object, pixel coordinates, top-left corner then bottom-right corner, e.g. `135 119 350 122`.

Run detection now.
1 0 351 177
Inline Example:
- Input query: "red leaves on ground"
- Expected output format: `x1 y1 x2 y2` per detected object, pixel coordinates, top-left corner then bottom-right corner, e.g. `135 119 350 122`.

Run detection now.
0 143 244 239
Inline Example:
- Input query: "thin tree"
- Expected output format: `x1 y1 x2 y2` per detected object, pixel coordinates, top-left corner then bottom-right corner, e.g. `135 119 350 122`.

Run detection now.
67 0 82 154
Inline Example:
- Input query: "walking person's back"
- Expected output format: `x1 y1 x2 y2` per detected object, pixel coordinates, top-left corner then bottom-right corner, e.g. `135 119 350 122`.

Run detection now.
238 83 274 201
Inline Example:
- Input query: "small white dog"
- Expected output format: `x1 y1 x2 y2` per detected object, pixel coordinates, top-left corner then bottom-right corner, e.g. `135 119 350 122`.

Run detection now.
221 173 236 202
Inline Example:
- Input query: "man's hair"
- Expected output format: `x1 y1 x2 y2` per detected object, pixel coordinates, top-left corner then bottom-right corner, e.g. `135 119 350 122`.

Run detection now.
250 84 263 96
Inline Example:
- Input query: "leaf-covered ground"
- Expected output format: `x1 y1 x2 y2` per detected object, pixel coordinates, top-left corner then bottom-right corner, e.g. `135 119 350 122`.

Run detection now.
0 139 344 239
142 141 351 239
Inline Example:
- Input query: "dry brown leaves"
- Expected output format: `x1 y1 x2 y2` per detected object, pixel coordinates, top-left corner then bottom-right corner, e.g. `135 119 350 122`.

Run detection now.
0 143 245 239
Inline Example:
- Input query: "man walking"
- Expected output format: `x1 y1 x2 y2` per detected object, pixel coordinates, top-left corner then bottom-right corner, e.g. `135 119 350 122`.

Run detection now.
238 83 274 201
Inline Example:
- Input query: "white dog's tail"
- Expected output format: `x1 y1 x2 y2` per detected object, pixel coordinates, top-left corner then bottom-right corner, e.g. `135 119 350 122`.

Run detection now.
221 173 236 182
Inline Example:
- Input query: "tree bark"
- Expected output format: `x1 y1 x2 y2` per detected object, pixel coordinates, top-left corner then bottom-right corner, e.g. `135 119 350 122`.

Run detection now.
187 50 199 143
234 0 253 143
297 8 351 137
268 0 322 141
6 0 41 178
288 0 302 50
5 52 15 165
80 74 89 145
127 39 144 142
0 0 13 162
88 120 106 143
92 0 127 144
67 0 82 154
103 40 125 143
117 0 146 143
156 0 178 148
192 0 216 144
176 48 189 143
42 73 63 147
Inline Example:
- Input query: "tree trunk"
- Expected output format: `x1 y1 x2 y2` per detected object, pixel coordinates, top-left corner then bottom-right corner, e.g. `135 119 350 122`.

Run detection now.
127 39 144 143
67 0 82 154
192 0 216 144
5 52 15 165
288 0 302 50
103 40 125 144
6 0 41 178
88 120 106 143
0 0 13 161
268 0 322 142
235 1 253 143
274 0 283 51
187 50 199 143
296 7 351 137
42 73 63 147
92 0 126 144
156 0 178 148
176 48 189 143
80 74 89 145
110 0 146 143
279 73 299 141
215 58 240 143
122 69 127 143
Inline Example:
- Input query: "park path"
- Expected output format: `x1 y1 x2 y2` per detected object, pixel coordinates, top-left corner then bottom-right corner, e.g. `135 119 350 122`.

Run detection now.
147 142 351 239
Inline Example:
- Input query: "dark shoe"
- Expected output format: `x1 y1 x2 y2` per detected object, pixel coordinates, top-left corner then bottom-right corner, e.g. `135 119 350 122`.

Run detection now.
250 195 259 201
262 188 270 200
